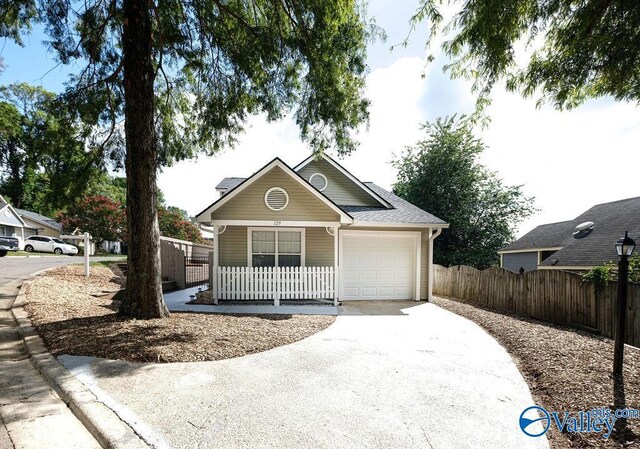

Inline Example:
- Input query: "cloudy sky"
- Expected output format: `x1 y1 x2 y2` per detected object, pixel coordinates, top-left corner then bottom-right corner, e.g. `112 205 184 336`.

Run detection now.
1 1 638 237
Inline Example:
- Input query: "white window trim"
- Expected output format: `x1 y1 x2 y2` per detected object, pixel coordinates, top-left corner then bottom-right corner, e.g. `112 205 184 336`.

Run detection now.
247 227 306 267
308 173 328 191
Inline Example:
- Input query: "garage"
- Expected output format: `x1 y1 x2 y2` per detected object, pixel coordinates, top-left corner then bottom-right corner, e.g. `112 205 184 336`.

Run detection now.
340 231 420 300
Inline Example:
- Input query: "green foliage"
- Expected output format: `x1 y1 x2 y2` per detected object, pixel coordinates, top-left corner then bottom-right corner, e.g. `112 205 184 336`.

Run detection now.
58 195 126 245
0 83 103 216
407 0 640 114
158 208 205 244
581 266 614 291
393 116 535 269
585 257 640 287
5 0 378 163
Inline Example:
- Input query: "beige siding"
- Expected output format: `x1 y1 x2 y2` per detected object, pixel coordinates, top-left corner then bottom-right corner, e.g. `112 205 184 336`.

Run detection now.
306 227 334 266
298 159 380 207
218 225 334 267
219 226 248 266
22 217 60 238
211 166 340 222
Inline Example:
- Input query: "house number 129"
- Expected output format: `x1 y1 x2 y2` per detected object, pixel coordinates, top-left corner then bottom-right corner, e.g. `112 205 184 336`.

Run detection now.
273 221 282 226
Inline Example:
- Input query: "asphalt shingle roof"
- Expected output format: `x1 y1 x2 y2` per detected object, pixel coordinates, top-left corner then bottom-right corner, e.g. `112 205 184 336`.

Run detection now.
343 183 447 225
504 196 640 268
215 177 246 190
211 177 446 225
500 220 578 251
15 208 62 231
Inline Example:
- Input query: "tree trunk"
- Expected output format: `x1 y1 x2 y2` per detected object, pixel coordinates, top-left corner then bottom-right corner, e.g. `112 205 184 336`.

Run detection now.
118 0 169 318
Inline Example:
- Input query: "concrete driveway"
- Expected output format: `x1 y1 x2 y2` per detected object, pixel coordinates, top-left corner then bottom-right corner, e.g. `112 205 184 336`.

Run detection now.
60 301 548 449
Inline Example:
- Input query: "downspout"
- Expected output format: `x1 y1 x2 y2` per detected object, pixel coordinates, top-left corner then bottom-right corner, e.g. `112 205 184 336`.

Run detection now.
427 228 443 302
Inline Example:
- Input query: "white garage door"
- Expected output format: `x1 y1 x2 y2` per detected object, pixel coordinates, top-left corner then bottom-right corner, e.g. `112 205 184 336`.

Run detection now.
341 232 417 300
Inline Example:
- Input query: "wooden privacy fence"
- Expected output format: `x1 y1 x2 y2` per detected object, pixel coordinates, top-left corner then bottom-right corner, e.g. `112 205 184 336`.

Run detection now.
159 236 213 258
433 265 640 348
217 266 334 302
160 240 186 289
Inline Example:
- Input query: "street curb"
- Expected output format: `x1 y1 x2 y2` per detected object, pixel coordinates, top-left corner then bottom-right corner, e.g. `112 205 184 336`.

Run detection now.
9 275 149 449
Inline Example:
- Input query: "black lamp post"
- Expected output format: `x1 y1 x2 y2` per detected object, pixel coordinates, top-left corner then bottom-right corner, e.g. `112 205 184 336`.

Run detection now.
613 231 636 376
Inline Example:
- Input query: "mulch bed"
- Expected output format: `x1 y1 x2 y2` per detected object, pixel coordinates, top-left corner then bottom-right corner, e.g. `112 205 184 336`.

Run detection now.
432 296 640 449
24 265 335 363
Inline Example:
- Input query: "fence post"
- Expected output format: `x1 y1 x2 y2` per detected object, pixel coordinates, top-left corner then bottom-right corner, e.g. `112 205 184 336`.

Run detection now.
274 267 280 307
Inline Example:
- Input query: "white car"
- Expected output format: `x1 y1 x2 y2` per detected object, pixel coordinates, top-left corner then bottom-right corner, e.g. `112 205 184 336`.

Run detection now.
24 236 79 255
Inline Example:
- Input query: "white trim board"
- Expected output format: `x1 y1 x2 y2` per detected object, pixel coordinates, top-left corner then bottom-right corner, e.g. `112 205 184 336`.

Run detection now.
498 247 562 254
196 158 353 225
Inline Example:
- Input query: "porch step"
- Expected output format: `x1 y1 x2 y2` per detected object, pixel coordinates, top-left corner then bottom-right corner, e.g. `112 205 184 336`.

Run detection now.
162 279 178 293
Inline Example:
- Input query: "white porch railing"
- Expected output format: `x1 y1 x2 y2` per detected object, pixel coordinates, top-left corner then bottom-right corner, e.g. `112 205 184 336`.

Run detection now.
217 266 334 301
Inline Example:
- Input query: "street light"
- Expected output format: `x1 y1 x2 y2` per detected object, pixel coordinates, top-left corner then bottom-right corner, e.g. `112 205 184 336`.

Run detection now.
613 231 636 376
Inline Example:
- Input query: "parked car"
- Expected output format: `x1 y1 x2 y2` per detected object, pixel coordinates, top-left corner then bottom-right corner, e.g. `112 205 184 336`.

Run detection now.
24 236 78 255
0 235 19 257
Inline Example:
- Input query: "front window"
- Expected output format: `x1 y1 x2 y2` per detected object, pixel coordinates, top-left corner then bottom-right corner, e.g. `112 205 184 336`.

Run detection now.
251 229 302 267
52 238 65 244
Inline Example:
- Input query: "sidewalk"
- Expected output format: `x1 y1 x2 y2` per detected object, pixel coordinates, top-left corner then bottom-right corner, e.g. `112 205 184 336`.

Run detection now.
0 281 100 449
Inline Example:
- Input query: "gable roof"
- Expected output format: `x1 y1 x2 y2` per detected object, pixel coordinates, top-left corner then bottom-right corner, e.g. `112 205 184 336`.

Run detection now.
294 154 392 208
538 196 640 268
0 194 28 227
196 158 354 224
343 183 448 226
499 220 576 252
215 177 246 190
501 196 640 268
15 208 62 231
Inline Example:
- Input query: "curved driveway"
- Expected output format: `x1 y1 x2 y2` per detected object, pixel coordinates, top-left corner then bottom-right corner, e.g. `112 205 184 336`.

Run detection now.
62 301 548 449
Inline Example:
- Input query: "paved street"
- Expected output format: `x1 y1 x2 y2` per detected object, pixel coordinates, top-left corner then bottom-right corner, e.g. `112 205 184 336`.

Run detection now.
0 256 122 449
0 255 122 285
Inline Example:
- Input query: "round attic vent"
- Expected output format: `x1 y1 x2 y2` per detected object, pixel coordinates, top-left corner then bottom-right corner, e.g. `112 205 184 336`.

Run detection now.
309 173 328 191
573 221 594 239
264 187 289 211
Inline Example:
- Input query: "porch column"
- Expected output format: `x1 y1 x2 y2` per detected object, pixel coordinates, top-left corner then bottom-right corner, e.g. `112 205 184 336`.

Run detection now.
427 228 443 301
333 226 339 306
212 222 219 305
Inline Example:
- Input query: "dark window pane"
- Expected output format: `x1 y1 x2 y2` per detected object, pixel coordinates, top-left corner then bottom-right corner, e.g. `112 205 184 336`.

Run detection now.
253 254 276 267
279 255 301 267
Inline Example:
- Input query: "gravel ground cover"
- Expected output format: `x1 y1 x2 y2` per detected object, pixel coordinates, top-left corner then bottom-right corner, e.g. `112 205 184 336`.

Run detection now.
24 265 335 363
432 296 640 449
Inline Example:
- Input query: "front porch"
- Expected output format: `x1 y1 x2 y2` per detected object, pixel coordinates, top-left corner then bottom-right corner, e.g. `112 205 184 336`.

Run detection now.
210 221 340 306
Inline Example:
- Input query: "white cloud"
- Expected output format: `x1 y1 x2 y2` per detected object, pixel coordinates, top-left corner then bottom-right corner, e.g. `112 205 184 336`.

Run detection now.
479 91 640 236
157 56 432 216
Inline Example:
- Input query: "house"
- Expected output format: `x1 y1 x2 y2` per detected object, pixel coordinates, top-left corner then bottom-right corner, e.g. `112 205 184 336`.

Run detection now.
0 195 39 248
499 196 640 272
196 155 448 305
14 208 62 238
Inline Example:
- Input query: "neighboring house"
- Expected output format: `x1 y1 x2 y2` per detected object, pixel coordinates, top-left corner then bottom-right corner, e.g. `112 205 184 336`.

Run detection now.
196 155 448 304
14 208 63 238
499 196 640 272
0 195 39 248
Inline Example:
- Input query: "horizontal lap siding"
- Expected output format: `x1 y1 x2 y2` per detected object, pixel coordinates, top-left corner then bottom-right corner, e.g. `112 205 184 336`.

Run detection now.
306 227 334 266
211 166 340 222
298 160 380 207
502 252 538 272
219 226 247 266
